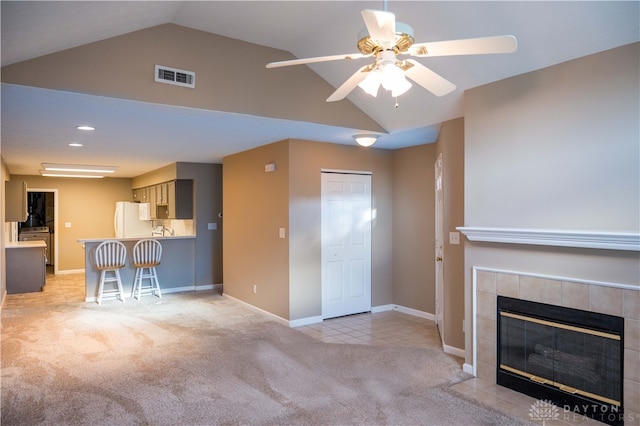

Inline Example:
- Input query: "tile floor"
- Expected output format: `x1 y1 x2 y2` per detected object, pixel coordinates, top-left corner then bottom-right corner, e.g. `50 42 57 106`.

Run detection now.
2 271 611 425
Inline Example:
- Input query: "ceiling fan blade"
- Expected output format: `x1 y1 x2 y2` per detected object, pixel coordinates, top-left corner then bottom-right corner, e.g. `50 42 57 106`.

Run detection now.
361 9 396 44
402 60 456 97
266 52 368 68
408 35 518 57
326 65 372 102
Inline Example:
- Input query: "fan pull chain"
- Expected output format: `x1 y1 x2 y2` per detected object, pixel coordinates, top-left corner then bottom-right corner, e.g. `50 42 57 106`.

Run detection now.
395 97 399 108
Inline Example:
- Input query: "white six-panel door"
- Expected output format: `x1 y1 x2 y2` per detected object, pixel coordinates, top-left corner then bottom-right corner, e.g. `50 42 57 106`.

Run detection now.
321 172 372 319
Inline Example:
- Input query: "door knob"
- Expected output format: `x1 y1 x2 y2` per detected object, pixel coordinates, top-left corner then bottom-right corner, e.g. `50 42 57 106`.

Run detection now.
436 256 443 262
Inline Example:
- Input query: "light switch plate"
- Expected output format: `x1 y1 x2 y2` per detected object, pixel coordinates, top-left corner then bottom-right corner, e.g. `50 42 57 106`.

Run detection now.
279 228 286 239
208 223 217 230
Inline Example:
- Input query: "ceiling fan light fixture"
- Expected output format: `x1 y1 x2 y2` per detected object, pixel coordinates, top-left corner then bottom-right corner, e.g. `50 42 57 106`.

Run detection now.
353 134 378 147
358 70 382 96
391 77 412 97
380 62 407 91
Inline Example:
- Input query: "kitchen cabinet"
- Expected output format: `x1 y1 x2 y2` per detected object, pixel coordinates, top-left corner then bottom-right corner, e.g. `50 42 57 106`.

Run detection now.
157 180 193 219
5 180 28 222
6 241 46 293
156 182 168 205
133 180 193 219
148 185 157 219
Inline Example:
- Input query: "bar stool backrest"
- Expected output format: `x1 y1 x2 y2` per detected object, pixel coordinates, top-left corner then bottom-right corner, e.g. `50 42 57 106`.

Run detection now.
133 239 162 267
95 240 127 270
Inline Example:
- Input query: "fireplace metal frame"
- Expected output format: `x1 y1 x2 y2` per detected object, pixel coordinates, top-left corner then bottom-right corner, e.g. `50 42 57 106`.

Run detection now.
496 296 624 426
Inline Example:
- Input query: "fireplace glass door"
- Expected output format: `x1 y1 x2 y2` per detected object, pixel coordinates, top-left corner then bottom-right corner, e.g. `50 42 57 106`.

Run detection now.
497 296 624 425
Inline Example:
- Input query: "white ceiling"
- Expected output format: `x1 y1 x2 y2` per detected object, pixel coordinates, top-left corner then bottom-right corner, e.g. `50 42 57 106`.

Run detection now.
2 1 638 177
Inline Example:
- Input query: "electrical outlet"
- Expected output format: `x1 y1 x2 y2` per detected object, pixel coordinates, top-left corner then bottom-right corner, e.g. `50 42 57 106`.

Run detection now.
449 231 460 245
253 285 257 294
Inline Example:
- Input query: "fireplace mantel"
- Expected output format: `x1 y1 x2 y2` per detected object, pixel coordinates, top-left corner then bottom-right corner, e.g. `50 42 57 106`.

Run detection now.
457 227 640 251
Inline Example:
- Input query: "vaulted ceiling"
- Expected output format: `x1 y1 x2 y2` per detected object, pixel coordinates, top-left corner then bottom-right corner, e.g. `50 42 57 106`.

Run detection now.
2 1 638 177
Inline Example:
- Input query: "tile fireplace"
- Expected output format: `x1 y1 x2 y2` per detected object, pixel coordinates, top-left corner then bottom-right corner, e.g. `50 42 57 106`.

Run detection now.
472 268 639 425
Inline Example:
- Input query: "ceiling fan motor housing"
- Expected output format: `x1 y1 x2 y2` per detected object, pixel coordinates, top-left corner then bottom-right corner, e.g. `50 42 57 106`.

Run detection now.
357 22 415 55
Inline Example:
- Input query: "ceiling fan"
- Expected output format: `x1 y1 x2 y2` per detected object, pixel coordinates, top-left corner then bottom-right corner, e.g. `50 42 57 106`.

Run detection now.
266 9 517 102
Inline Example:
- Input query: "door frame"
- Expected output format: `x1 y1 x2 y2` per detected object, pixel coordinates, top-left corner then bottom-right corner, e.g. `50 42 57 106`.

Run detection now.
434 154 445 346
27 188 59 274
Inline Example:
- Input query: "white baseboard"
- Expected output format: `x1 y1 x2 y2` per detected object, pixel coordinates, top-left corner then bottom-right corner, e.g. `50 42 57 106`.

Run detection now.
463 363 475 375
392 304 435 321
371 304 394 313
56 269 85 275
289 315 324 327
222 293 290 326
443 343 465 358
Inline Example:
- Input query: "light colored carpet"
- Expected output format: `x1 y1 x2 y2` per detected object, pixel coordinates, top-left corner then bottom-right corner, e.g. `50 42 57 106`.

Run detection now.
2 291 531 425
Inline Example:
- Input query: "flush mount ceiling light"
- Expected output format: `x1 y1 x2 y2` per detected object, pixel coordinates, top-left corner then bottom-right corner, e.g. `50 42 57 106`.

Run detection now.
353 134 378 147
76 125 95 131
42 163 117 173
40 163 117 178
68 142 83 147
40 172 105 178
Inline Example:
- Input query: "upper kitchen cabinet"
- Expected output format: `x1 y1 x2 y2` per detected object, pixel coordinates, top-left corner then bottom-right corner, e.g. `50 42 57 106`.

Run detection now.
5 180 28 222
134 179 193 220
157 180 193 219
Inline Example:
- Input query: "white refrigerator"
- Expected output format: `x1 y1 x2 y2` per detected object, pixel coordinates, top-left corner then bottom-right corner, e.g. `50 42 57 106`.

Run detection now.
114 201 152 238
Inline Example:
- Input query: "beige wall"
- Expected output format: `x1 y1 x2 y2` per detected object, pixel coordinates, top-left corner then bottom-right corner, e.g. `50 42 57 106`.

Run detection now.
10 175 133 271
391 144 437 313
288 139 394 320
2 24 383 134
463 43 640 364
223 140 290 319
224 138 452 323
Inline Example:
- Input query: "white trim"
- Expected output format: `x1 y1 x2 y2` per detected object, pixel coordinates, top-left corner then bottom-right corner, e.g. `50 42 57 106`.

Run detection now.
457 227 640 251
320 168 372 175
443 343 465 358
392 304 435 321
371 304 394 313
56 268 85 275
222 293 289 326
463 363 474 375
84 285 198 303
289 315 324 327
471 267 478 377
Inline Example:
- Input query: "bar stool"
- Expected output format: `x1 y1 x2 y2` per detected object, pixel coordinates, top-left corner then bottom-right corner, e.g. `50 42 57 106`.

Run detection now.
131 239 163 300
95 240 127 305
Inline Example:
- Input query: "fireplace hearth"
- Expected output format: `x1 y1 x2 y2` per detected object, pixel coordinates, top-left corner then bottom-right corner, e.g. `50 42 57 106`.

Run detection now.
497 296 624 426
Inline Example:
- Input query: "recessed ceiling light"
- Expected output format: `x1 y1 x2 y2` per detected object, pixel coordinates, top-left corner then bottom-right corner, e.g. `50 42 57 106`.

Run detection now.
76 125 95 131
68 143 83 147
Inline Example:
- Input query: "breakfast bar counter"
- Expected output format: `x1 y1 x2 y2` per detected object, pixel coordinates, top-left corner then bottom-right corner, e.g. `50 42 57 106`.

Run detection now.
78 236 196 303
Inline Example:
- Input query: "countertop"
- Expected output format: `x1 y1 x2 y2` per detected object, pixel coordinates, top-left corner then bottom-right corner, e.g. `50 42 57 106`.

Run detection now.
6 240 47 249
78 235 196 243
